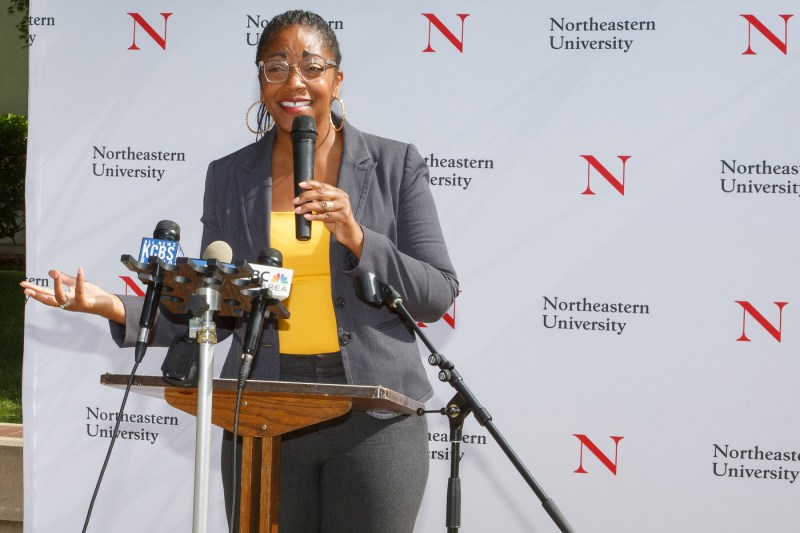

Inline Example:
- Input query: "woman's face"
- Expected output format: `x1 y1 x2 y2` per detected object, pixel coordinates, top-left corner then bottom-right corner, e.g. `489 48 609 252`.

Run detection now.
258 25 343 135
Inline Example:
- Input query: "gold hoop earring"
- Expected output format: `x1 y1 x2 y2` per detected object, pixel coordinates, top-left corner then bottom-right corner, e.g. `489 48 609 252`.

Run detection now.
330 96 345 132
246 101 273 134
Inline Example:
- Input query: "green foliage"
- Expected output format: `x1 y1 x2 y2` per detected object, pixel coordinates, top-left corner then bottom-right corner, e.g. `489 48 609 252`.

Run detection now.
7 0 29 46
0 271 24 423
0 114 27 243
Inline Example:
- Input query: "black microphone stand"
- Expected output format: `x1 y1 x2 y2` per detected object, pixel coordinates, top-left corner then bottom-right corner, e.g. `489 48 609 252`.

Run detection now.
420 394 472 531
378 283 575 533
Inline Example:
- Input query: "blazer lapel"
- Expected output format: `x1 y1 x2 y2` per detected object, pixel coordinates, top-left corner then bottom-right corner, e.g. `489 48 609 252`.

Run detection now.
338 121 374 222
236 131 275 258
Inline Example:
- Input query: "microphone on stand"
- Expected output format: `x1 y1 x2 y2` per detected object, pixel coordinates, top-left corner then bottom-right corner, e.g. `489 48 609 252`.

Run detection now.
137 220 184 264
354 271 384 307
353 271 403 310
351 272 577 533
238 248 290 385
178 240 233 343
292 115 317 241
201 240 233 263
183 240 233 319
135 219 182 363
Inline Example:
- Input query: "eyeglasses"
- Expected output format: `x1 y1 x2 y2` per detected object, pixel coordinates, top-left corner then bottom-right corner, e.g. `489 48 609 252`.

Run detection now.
258 56 338 84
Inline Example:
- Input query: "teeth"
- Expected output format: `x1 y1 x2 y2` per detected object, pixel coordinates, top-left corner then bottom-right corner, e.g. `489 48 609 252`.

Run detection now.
280 101 310 108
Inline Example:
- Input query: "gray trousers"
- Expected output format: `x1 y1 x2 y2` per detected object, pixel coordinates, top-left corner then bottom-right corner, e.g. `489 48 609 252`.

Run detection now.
221 353 430 532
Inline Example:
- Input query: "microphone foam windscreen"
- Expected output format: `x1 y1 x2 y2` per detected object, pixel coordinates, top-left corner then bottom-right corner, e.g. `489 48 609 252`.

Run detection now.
202 240 233 262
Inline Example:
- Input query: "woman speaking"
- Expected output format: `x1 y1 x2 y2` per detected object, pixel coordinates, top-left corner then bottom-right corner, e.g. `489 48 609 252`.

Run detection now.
22 9 458 532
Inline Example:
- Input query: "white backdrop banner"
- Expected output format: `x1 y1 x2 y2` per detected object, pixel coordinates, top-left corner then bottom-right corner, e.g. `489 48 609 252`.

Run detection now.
23 1 800 532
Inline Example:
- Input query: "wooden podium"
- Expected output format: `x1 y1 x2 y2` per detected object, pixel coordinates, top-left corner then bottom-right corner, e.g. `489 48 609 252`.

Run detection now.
101 374 422 532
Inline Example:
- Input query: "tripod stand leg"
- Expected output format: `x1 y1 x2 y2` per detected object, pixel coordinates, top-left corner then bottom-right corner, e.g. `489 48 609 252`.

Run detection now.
446 393 471 532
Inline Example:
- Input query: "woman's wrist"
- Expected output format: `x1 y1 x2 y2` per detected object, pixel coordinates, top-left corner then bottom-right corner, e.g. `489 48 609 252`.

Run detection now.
338 223 365 261
96 294 126 325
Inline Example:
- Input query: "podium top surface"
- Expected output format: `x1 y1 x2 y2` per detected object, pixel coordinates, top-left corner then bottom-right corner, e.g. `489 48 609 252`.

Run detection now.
100 373 423 415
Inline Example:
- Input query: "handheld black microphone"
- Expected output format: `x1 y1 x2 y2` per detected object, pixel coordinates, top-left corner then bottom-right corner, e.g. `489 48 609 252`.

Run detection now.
239 248 284 385
291 115 317 241
135 220 181 363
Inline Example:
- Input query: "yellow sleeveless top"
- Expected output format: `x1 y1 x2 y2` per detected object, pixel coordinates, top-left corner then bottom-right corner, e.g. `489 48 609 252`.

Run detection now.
270 212 340 354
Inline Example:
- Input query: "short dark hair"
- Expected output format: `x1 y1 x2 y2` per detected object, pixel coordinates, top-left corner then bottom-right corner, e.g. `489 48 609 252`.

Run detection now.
255 10 342 66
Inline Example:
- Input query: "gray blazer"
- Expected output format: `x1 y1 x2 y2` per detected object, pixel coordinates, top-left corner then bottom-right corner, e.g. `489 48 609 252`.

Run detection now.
112 120 458 405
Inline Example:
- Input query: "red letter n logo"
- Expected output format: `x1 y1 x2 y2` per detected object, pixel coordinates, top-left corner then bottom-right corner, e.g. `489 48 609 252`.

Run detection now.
735 301 788 342
421 14 470 53
128 12 173 51
580 155 631 196
120 276 145 297
741 14 793 55
573 434 624 475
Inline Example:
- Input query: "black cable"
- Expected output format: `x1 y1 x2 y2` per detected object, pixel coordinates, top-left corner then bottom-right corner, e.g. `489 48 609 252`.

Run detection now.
82 360 141 533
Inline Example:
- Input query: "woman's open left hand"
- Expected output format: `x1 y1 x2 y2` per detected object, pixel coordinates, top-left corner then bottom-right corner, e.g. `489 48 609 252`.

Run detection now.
20 268 126 324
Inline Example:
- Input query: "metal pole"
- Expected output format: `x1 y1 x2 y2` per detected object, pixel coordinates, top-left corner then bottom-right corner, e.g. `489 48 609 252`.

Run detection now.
191 288 219 533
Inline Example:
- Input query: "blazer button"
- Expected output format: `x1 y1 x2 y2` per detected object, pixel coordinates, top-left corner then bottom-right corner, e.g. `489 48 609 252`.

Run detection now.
339 332 352 345
334 297 345 309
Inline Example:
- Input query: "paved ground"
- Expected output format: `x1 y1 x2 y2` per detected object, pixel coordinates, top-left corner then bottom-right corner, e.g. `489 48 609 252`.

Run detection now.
0 424 22 439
